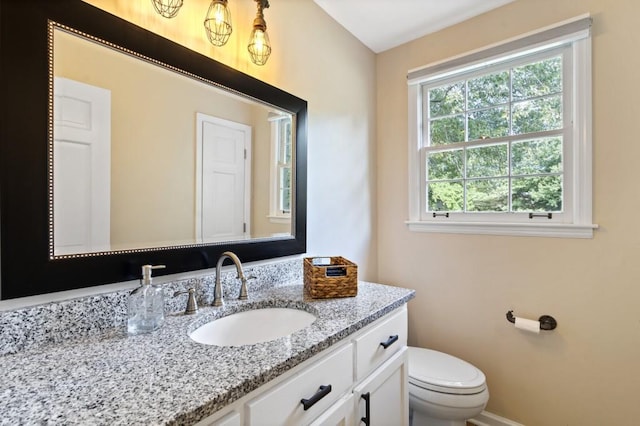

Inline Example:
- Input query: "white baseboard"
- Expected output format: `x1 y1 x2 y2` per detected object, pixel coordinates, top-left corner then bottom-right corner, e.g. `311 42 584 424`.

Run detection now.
469 410 525 426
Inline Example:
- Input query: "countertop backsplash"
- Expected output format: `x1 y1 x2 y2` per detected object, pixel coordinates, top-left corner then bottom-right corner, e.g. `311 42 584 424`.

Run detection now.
0 257 303 356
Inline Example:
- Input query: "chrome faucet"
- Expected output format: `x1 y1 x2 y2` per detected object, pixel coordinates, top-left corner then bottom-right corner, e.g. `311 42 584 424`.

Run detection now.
212 251 255 307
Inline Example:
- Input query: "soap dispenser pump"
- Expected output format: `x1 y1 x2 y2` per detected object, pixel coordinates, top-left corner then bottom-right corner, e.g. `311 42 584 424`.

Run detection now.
127 264 166 335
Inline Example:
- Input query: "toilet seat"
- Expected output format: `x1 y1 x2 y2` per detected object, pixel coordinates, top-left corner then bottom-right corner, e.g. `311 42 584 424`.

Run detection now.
408 347 486 395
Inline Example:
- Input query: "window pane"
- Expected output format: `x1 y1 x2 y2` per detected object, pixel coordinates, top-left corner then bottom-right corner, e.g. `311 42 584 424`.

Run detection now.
278 120 292 164
512 95 562 134
280 167 291 212
428 82 465 117
468 71 509 109
430 115 465 145
512 176 562 212
280 166 291 189
284 121 292 164
427 150 463 180
466 178 508 212
467 144 508 178
281 188 291 212
512 56 562 101
468 106 509 140
428 181 463 211
512 138 562 175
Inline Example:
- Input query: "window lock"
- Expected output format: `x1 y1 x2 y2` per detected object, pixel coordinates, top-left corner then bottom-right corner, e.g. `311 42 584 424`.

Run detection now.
529 213 553 219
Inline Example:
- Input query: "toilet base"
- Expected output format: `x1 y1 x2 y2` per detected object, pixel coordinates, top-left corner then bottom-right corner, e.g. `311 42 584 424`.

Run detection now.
408 381 488 426
410 407 467 426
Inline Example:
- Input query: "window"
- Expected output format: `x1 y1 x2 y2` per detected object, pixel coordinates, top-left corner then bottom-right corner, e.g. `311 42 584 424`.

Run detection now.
406 16 596 238
269 114 292 223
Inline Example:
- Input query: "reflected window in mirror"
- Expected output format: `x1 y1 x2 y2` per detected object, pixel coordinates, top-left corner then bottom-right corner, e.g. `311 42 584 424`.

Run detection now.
269 114 293 224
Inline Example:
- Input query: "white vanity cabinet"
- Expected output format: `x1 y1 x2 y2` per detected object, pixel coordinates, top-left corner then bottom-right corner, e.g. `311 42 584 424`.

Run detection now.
197 305 408 426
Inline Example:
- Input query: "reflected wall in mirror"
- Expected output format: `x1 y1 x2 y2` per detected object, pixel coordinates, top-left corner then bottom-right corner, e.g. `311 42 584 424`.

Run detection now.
0 0 307 300
52 27 294 256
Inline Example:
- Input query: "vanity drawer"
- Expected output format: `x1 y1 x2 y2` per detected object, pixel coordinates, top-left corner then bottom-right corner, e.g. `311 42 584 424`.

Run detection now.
354 305 407 381
246 343 354 426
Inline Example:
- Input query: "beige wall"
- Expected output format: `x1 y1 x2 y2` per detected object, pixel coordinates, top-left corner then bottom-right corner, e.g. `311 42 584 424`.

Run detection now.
82 0 378 276
377 0 640 424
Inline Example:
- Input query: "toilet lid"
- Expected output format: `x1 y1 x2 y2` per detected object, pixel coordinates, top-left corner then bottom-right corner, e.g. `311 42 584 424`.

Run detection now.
408 347 486 395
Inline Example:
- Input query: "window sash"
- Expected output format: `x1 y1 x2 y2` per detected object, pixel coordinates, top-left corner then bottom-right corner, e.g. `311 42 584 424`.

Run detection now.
418 46 572 222
270 117 292 220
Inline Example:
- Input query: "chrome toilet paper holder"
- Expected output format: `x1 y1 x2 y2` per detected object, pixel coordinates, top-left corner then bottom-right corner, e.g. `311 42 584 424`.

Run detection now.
506 310 557 331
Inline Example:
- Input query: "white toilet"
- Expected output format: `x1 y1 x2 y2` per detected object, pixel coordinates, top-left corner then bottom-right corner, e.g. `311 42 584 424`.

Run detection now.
408 346 489 426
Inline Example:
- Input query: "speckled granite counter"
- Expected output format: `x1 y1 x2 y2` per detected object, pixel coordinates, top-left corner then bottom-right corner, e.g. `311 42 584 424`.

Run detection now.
0 281 414 425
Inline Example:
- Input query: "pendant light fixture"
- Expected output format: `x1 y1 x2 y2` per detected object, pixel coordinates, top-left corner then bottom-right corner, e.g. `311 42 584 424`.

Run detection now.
204 0 233 47
151 0 184 18
247 0 272 66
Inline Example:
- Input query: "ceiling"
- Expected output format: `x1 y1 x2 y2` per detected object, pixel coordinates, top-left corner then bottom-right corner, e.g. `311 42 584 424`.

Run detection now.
313 0 516 53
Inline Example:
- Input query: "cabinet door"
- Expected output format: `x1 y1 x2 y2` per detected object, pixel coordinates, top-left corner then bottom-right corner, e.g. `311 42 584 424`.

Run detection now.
353 348 408 426
309 393 355 426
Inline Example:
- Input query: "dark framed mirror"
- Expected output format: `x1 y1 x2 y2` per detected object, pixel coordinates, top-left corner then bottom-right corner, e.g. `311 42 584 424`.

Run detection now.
0 0 307 300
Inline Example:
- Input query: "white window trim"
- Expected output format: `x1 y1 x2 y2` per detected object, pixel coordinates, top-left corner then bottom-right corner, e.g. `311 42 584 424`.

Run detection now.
267 214 291 224
406 15 597 238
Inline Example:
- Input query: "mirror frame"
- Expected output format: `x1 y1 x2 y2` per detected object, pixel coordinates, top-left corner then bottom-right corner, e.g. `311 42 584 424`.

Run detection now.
0 0 307 300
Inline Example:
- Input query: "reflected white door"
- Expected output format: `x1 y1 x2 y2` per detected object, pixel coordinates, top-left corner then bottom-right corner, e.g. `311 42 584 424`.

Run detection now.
196 113 251 242
53 77 111 255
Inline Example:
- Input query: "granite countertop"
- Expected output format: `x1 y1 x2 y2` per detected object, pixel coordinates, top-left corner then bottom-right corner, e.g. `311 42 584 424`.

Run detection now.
0 281 415 425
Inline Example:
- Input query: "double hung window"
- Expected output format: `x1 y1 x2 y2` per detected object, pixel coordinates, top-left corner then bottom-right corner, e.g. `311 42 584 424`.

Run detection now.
407 16 596 238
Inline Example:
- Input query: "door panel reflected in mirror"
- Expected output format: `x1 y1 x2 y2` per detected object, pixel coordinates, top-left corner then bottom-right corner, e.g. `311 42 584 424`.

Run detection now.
52 27 294 256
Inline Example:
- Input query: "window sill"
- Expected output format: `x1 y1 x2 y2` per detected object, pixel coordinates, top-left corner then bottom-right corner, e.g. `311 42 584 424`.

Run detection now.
267 215 291 225
405 220 598 238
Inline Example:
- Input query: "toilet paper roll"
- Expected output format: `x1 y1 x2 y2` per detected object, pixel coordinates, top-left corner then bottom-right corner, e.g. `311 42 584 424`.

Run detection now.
514 316 540 334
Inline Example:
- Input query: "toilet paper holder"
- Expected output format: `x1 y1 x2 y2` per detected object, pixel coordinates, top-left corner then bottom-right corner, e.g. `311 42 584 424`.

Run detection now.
506 310 557 331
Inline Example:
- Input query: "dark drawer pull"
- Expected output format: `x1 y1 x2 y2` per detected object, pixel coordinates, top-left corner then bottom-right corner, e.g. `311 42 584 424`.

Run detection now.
361 392 370 425
300 384 332 411
380 334 399 349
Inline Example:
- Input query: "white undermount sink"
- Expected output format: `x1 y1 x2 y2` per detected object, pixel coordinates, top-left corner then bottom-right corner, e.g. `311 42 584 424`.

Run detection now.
189 307 317 347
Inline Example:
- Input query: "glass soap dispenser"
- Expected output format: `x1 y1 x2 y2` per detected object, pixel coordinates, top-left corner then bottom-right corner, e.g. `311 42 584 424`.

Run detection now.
127 264 166 335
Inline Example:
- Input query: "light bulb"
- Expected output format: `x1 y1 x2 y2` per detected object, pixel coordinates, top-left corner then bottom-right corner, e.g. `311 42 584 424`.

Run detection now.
204 0 232 47
248 28 271 65
254 30 265 50
213 4 225 23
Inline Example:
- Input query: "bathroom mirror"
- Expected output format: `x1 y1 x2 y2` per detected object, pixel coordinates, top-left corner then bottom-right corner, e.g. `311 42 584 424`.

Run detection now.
52 27 295 255
0 0 307 300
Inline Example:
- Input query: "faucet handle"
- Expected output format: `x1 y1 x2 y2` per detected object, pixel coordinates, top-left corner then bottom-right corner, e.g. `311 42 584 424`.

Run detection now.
238 275 257 300
173 288 198 315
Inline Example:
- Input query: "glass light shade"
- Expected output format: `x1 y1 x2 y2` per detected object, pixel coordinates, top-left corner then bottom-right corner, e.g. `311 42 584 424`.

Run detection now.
204 0 233 47
151 0 183 19
248 28 271 66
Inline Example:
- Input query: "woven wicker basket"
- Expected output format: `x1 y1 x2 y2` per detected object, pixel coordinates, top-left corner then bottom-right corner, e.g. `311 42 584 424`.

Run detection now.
303 256 358 299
